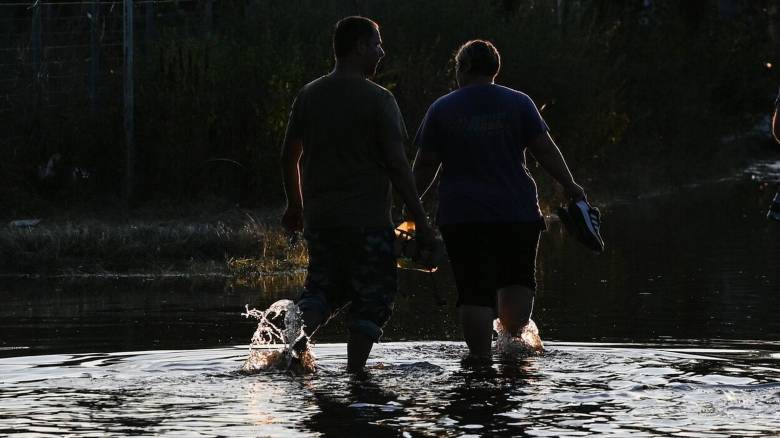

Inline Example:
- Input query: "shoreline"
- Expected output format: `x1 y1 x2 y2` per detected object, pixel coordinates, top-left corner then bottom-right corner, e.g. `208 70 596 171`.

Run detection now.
0 208 309 281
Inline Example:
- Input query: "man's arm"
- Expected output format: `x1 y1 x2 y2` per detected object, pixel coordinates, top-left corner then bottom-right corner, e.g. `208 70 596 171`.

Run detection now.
280 135 303 232
379 139 434 236
527 131 585 200
377 94 435 236
412 147 442 200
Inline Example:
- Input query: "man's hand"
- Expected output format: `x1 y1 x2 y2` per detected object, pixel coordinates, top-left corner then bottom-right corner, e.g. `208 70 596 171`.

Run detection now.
413 222 445 270
282 206 303 233
414 221 436 242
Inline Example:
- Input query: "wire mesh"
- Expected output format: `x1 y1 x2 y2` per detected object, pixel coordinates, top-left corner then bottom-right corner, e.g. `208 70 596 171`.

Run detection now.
0 0 209 112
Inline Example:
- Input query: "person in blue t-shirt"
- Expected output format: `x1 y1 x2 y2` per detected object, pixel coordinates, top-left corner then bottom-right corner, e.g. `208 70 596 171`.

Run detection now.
412 39 587 358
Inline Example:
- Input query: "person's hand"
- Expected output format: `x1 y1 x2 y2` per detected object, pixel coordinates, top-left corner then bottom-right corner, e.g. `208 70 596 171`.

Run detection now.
413 222 445 271
564 181 586 202
414 220 435 243
281 205 303 233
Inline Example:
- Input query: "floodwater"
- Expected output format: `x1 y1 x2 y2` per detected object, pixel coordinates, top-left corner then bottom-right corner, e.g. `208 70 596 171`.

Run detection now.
1 162 779 436
2 343 779 436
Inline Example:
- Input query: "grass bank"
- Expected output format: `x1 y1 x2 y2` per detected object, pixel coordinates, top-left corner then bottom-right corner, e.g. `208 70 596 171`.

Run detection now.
0 202 307 281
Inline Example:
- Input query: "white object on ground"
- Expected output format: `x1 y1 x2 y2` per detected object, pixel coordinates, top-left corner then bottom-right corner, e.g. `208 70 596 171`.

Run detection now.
9 219 42 228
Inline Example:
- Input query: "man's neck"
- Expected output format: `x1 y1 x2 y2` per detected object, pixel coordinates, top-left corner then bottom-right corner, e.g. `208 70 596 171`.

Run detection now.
332 60 365 79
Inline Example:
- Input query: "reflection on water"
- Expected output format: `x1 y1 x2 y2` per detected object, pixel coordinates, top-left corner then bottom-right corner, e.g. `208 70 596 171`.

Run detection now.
1 342 779 436
0 274 307 356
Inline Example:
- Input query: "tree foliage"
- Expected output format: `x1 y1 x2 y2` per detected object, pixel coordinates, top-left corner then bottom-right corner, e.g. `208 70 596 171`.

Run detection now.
1 0 773 209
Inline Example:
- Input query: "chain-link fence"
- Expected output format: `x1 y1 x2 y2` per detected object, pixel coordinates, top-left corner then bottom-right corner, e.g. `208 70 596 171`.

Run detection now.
0 0 233 204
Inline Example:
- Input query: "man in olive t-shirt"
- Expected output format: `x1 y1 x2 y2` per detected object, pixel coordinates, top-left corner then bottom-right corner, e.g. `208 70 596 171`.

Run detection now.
280 16 436 372
286 75 407 228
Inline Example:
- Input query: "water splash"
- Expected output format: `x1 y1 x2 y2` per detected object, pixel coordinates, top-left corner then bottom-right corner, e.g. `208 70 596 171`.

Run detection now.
241 299 316 374
494 318 544 355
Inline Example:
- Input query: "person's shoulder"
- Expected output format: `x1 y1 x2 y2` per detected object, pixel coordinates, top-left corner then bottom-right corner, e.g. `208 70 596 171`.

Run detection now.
493 84 539 110
493 84 531 100
298 75 329 95
365 79 398 100
428 89 461 112
436 89 459 103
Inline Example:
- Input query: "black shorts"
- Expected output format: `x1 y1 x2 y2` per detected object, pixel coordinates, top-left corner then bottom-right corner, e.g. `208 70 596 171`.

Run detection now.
439 221 545 310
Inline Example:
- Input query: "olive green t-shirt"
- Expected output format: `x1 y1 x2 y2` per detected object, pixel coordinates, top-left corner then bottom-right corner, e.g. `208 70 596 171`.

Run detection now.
286 75 407 228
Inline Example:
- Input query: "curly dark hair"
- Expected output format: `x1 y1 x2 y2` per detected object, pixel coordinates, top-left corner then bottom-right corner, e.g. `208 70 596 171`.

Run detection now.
455 39 501 78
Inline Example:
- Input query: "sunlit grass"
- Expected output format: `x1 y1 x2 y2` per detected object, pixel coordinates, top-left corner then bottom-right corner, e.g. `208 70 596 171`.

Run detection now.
226 232 308 287
0 209 308 279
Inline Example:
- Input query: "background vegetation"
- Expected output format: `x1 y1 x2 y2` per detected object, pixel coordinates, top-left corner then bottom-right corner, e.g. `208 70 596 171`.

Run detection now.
1 0 776 217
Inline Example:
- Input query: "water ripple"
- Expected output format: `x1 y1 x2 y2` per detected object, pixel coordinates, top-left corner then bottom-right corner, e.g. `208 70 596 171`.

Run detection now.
2 342 779 436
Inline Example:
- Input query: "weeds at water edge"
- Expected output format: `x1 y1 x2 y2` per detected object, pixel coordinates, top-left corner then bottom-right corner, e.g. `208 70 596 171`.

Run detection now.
0 209 308 280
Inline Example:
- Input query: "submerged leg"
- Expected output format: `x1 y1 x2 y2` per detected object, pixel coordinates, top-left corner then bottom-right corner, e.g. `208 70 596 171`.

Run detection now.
345 228 397 373
347 331 374 372
459 305 495 358
497 285 535 336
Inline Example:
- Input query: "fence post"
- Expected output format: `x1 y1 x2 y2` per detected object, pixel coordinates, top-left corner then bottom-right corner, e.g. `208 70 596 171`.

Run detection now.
203 0 213 37
770 0 780 76
557 0 564 27
247 0 259 18
31 0 42 84
124 0 135 205
145 0 156 48
89 0 99 112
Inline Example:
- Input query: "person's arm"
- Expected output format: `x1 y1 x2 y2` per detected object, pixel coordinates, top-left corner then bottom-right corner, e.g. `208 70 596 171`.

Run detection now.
280 137 303 232
412 147 441 199
526 131 586 200
773 110 780 143
411 104 442 201
380 139 434 236
280 96 304 232
378 94 435 237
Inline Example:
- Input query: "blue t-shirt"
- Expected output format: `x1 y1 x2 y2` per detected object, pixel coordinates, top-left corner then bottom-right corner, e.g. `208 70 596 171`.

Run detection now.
414 84 549 225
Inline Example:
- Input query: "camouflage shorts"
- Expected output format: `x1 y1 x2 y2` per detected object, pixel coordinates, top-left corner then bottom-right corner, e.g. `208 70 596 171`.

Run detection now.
296 227 397 342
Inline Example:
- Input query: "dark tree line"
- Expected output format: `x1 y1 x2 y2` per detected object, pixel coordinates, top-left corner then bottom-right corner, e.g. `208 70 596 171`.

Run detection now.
0 0 774 214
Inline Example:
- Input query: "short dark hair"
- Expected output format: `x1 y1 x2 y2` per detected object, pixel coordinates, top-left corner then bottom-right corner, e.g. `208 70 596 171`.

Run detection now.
455 39 501 78
333 16 379 58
